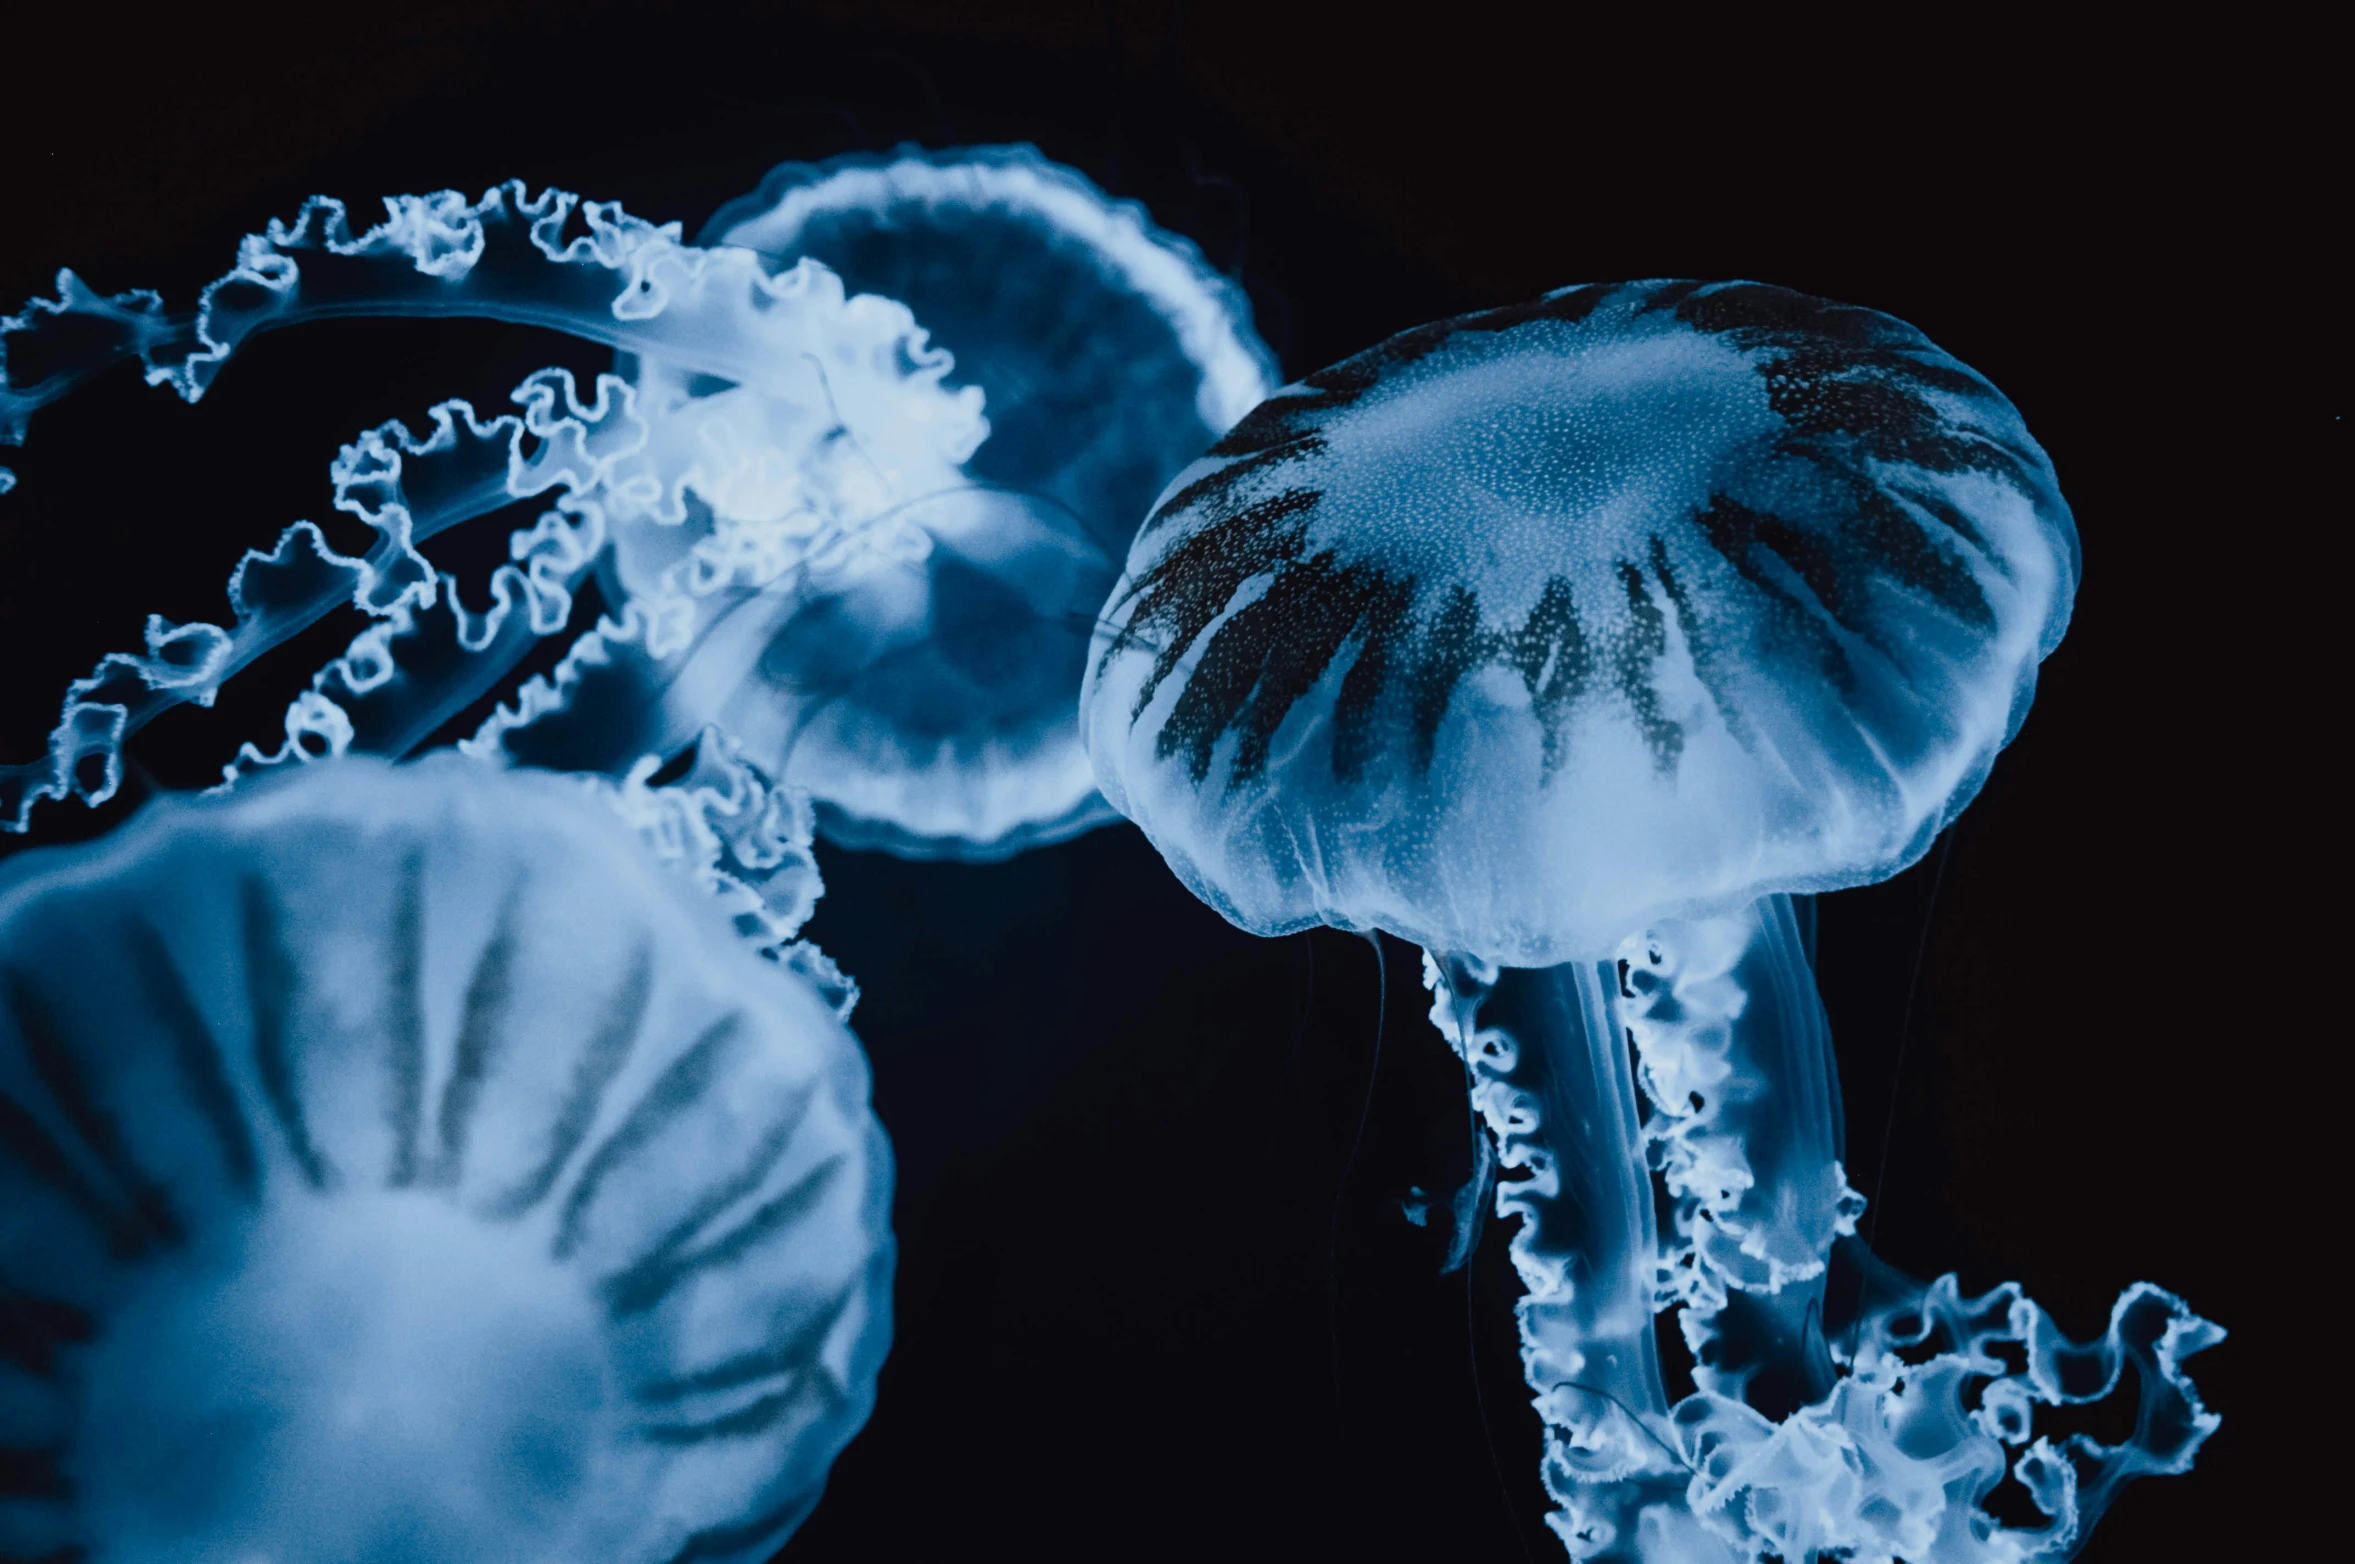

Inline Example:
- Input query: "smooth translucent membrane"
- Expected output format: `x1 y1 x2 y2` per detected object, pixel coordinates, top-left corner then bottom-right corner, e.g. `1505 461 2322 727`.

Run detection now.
1084 280 2217 1560
0 755 893 1562
595 144 1279 858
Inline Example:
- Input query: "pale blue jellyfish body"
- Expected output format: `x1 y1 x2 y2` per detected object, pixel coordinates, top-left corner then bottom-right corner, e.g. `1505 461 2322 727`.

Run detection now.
590 144 1279 857
0 755 892 1562
0 181 991 835
0 156 1277 862
1082 280 2218 1560
702 145 1275 568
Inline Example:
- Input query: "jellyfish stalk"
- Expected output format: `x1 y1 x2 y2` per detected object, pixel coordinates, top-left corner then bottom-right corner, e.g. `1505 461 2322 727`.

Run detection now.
1426 895 2220 1562
1427 947 1689 1556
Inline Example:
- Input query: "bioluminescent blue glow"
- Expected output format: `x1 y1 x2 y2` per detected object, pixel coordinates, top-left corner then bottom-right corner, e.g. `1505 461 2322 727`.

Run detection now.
1082 280 2218 1560
622 144 1279 857
0 150 1277 864
0 755 892 1563
0 178 988 837
4 153 2218 1558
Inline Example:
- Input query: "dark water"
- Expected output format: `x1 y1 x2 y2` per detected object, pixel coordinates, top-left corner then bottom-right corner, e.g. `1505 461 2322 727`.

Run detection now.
3 5 2311 1558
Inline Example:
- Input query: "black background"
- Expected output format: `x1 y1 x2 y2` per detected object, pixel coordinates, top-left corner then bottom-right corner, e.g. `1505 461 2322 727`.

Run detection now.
1 4 2320 1559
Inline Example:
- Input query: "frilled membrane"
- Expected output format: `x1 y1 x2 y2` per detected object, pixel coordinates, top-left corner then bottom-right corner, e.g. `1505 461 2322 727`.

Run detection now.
0 182 987 837
607 146 1278 860
0 757 892 1564
1083 280 2078 965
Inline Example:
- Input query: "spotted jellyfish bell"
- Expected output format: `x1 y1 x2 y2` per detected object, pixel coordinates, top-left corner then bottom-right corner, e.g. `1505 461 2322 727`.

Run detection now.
1081 280 2217 1561
580 144 1279 860
0 754 892 1564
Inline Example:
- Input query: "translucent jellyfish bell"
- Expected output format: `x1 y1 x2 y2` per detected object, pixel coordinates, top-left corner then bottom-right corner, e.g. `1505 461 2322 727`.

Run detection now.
603 144 1278 859
0 756 892 1563
1086 278 2076 963
704 145 1275 565
1083 281 2215 1561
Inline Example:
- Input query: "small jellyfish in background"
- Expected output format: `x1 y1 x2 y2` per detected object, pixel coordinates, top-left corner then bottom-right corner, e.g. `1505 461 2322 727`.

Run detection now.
0 148 1278 866
0 754 892 1562
1082 280 2219 1560
598 144 1279 857
0 178 987 835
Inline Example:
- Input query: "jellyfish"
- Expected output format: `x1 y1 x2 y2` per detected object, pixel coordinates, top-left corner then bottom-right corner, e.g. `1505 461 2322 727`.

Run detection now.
1080 279 2219 1560
1 150 1278 866
0 178 982 834
0 752 892 1562
592 143 1279 857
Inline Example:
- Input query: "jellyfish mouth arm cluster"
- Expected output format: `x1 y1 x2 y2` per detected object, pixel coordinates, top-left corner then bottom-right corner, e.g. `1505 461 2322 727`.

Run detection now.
1429 950 1690 1556
0 364 643 827
1620 900 1860 1407
1 181 994 835
1428 899 2220 1562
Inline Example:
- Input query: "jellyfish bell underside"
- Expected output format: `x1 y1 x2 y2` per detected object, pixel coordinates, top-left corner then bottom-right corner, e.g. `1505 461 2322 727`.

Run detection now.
700 144 1275 567
582 465 1131 861
719 485 1118 856
0 756 893 1564
598 143 1278 860
1084 280 2216 1560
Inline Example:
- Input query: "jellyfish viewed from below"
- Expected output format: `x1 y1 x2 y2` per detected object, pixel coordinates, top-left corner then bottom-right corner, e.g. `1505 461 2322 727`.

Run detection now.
0 153 1276 865
0 753 893 1563
0 179 984 835
1081 279 2218 1560
597 144 1280 858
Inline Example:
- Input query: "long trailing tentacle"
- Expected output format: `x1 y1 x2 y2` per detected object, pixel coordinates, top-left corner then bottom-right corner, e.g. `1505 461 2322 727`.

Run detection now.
218 491 613 788
3 179 992 835
1 181 986 484
1425 907 2223 1562
1 366 642 831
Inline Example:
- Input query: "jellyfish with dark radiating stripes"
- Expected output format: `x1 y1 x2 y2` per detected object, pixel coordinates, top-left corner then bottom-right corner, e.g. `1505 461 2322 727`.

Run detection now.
0 754 892 1562
1081 279 2218 1560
